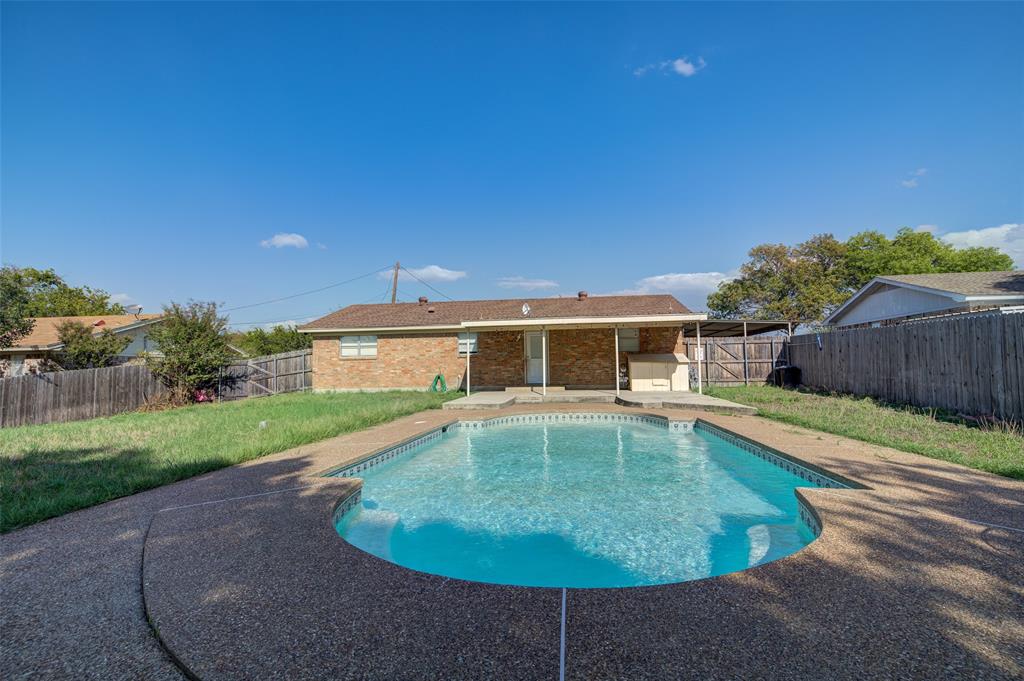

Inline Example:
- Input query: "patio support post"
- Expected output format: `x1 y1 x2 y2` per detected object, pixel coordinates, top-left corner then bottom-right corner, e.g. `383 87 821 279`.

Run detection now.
742 321 749 386
541 328 547 396
696 321 703 394
466 337 471 396
614 326 620 397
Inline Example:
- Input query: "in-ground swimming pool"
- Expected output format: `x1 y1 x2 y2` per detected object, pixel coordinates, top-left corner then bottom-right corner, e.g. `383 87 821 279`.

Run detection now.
334 416 837 588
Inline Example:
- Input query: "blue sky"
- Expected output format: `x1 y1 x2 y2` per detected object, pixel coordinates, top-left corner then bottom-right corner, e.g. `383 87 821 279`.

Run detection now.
2 2 1022 327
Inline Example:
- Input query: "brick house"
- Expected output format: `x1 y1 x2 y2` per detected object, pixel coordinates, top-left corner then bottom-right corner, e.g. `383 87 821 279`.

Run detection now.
299 292 707 392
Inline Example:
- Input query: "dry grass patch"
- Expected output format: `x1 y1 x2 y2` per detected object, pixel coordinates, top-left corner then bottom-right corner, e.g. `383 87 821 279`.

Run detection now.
706 385 1023 480
0 391 459 532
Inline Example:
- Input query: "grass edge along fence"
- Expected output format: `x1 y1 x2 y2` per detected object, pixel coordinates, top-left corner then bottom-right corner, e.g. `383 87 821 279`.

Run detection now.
0 349 313 428
788 309 1024 424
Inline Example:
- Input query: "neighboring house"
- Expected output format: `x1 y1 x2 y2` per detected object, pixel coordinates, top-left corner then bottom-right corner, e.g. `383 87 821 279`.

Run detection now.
824 271 1024 328
0 314 163 377
299 292 707 392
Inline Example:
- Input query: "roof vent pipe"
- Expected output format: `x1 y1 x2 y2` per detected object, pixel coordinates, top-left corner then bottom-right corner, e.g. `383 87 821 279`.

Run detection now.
427 306 435 313
577 291 589 301
418 296 429 305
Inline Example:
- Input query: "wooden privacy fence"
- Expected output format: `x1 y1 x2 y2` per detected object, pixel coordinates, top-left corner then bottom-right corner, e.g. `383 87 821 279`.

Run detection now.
217 349 313 401
0 349 313 428
0 364 165 428
682 336 790 386
788 310 1024 422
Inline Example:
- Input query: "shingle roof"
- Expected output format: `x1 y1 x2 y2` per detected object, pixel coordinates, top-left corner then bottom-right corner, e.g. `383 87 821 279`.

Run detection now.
6 315 163 350
300 295 692 331
879 271 1024 297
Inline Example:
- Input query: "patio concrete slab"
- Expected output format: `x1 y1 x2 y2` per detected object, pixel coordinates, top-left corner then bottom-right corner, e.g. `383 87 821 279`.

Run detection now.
3 403 1022 680
444 389 757 414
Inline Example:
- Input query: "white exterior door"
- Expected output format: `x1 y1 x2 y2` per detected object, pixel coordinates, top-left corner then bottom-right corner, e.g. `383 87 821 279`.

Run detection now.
525 331 546 384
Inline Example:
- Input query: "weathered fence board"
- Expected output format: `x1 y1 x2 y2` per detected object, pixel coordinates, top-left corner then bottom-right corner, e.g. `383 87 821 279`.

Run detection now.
0 365 166 428
0 350 313 428
682 336 788 386
217 349 313 401
788 310 1024 422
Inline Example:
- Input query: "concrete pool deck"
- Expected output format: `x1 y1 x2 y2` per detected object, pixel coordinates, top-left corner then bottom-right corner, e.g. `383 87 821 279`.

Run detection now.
2 404 1022 679
443 388 757 414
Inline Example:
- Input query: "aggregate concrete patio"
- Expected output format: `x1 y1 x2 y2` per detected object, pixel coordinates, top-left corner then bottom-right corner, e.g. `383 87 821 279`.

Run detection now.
443 389 757 414
2 404 1022 680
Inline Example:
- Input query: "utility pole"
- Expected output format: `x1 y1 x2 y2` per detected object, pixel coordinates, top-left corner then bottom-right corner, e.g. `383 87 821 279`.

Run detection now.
391 261 400 304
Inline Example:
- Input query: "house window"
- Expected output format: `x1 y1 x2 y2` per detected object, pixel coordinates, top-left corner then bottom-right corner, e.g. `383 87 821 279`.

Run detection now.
458 332 478 355
340 335 377 358
617 328 640 352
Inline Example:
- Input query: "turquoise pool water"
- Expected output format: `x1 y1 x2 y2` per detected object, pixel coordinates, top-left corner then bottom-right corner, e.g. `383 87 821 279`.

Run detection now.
334 420 822 588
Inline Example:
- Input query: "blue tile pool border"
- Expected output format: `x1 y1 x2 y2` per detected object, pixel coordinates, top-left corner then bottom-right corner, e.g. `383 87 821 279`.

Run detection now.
325 415 853 539
694 421 855 490
323 413 696 479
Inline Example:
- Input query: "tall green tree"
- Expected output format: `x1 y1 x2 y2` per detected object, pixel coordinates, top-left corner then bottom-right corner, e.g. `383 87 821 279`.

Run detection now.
0 266 35 348
54 320 131 369
707 228 1014 322
144 302 232 404
228 325 312 356
0 266 126 316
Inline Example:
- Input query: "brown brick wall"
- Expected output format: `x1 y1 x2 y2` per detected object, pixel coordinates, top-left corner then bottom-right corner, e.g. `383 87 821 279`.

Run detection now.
549 328 617 388
312 333 466 391
310 326 685 391
472 330 524 388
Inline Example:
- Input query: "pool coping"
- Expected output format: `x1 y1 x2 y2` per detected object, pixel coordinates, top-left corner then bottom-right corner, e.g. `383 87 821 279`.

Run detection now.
139 404 1024 680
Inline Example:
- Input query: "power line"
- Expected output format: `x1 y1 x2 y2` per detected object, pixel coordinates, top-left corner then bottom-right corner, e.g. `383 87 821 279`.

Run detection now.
223 265 392 312
400 266 456 301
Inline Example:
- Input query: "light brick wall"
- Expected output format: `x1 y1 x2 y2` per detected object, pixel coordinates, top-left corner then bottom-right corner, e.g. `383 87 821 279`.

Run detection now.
312 333 466 391
310 326 685 391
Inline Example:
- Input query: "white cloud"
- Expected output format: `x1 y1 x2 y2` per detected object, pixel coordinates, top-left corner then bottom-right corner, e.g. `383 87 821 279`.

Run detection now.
260 233 309 249
496 276 559 290
634 56 706 78
110 293 135 306
915 224 939 233
671 57 705 77
940 223 1023 268
377 264 467 283
613 270 736 310
900 168 928 188
316 242 328 250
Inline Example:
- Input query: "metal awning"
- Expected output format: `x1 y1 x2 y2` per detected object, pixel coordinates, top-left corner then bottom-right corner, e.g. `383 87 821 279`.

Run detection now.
681 319 791 337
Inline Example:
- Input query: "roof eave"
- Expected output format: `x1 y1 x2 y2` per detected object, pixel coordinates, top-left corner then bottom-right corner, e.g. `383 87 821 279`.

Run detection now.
299 313 708 334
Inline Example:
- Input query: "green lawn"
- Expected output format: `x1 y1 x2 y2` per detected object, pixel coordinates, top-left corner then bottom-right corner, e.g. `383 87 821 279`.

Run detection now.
706 385 1023 480
0 391 459 532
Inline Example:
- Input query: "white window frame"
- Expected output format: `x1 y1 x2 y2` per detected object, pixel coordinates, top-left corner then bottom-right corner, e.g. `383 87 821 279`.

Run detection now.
617 328 640 353
340 335 378 358
458 332 478 355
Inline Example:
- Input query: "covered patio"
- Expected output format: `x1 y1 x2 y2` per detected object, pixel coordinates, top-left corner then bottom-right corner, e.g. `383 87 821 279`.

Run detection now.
459 316 791 399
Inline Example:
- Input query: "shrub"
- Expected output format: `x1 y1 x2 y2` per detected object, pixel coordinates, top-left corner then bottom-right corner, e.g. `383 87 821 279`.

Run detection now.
144 301 232 404
54 320 131 369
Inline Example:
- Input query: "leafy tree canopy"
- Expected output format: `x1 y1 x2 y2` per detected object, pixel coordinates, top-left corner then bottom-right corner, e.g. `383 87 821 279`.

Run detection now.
0 266 126 317
144 301 232 404
55 320 131 370
707 227 1014 322
0 266 35 348
227 325 311 357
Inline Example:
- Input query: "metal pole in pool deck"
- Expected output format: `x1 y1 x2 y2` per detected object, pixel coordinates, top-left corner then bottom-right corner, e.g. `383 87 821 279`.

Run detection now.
541 329 547 397
614 327 620 397
696 321 703 395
